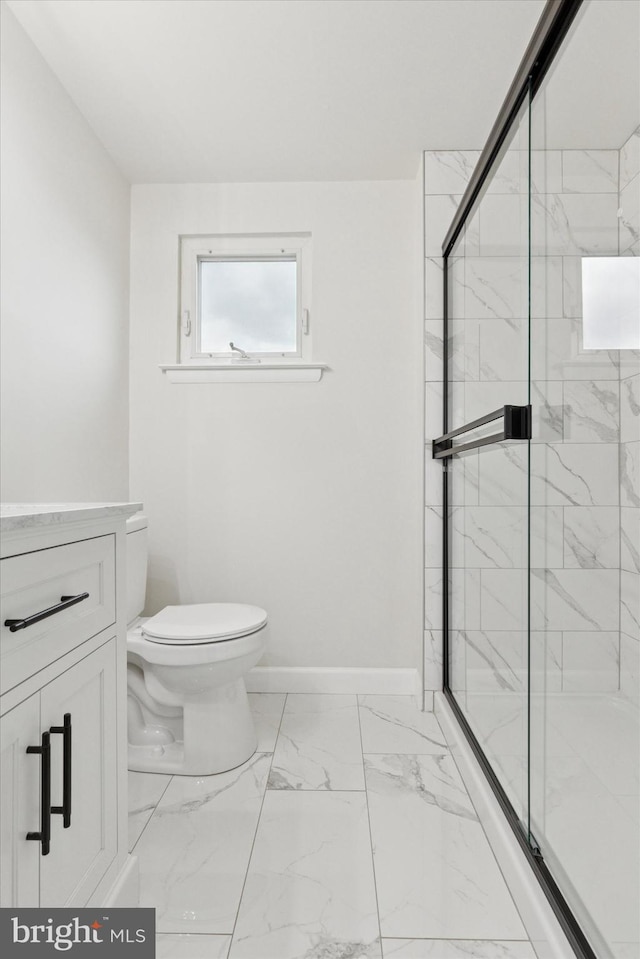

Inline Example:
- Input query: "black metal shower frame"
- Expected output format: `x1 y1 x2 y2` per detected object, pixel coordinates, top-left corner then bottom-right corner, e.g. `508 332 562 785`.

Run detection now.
437 2 600 958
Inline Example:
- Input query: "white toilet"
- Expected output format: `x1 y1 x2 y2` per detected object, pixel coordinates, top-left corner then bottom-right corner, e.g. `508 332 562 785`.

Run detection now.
125 514 268 775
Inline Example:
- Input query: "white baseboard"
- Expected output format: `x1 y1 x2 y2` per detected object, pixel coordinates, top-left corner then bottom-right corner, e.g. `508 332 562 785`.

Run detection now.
246 666 421 697
434 693 576 959
102 855 140 907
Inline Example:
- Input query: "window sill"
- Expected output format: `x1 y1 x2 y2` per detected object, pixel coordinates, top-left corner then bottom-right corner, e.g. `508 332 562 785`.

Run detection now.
159 363 329 383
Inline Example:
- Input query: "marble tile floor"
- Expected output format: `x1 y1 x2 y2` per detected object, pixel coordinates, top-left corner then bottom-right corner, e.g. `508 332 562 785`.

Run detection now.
129 694 535 959
459 691 640 956
130 693 537 959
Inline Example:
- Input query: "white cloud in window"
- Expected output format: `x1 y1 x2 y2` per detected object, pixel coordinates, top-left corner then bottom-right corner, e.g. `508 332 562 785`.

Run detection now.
200 260 297 353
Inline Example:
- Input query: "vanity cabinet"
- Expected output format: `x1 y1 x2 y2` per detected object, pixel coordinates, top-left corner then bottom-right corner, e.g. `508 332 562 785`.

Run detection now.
0 504 141 909
1 641 117 906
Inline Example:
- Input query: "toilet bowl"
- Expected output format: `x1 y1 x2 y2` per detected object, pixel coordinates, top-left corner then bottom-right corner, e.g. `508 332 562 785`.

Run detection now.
125 515 268 775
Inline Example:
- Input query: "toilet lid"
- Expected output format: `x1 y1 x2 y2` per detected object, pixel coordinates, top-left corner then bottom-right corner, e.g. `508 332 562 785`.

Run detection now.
141 603 267 644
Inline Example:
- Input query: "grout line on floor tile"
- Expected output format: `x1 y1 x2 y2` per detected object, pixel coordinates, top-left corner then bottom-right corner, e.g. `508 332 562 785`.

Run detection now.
379 936 534 942
361 750 452 756
227 692 289 952
130 773 175 854
266 786 366 796
357 696 384 952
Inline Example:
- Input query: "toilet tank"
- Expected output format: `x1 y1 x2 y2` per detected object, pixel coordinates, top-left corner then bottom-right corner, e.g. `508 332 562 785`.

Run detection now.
126 513 149 624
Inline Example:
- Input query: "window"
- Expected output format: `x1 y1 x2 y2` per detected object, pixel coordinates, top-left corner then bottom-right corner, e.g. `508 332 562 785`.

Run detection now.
179 234 312 364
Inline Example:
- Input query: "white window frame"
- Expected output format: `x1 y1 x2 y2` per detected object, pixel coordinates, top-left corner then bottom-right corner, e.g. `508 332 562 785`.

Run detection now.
179 233 312 364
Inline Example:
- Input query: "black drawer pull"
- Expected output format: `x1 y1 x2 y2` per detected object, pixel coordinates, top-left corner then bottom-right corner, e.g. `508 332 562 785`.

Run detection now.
4 592 90 632
50 713 72 828
26 731 51 856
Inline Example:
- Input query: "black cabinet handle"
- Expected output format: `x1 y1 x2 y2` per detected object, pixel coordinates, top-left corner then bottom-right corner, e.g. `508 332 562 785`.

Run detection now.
50 713 72 828
4 592 90 633
26 731 51 856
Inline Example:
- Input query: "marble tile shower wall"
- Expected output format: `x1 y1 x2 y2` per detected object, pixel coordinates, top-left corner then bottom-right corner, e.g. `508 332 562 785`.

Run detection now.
618 127 640 707
423 137 640 703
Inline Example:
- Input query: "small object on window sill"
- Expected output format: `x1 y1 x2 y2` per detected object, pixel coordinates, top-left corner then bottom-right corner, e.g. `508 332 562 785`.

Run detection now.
229 342 258 362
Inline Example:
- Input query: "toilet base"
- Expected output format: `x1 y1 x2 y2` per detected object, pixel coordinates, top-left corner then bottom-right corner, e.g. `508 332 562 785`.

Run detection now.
127 677 258 776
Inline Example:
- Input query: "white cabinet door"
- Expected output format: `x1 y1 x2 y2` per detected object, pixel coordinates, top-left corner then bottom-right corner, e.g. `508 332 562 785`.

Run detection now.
40 640 118 906
0 695 41 906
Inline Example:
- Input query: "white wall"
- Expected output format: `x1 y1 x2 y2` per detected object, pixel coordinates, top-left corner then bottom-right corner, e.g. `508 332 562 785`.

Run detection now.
0 2 130 501
130 180 423 671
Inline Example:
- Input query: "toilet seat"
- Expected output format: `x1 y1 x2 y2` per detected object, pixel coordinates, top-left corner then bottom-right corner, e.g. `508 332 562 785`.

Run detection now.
141 602 267 645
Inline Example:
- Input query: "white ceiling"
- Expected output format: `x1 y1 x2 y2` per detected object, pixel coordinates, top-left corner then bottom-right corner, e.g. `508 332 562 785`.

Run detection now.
6 0 547 183
7 1 639 185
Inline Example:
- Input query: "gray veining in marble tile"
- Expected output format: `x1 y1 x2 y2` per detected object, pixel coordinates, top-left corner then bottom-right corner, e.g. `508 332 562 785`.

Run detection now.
531 312 620 381
448 450 480 508
447 567 482 632
136 752 271 933
562 632 620 693
358 695 447 754
561 256 583 319
563 507 620 569
620 127 640 192
530 505 564 568
424 381 443 439
450 505 528 569
561 150 618 193
621 508 640 573
424 507 442 570
464 630 526 693
530 444 619 506
530 193 619 256
478 317 528 383
424 151 479 195
229 791 380 959
621 374 640 444
268 694 365 790
619 174 640 255
530 568 619 631
477 445 528 508
480 570 527 632
530 255 564 318
621 442 640 507
530 631 563 692
247 693 286 753
621 571 640 641
365 753 526 940
531 149 564 195
381 939 536 958
462 382 528 431
425 256 443 321
563 381 619 443
128 771 172 851
425 195 468 257
424 630 443 692
454 257 527 321
476 194 528 258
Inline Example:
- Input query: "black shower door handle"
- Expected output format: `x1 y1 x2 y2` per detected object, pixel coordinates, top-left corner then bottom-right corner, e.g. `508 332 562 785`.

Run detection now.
432 405 531 459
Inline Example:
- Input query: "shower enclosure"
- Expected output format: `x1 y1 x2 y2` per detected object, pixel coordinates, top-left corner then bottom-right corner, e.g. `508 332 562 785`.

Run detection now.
434 2 639 957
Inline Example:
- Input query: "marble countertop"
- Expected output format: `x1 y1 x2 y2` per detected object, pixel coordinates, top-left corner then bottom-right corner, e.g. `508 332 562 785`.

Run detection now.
0 502 143 532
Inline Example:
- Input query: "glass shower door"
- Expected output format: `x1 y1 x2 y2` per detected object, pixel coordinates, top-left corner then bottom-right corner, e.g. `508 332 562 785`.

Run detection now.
527 2 640 956
439 2 639 957
443 94 532 830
